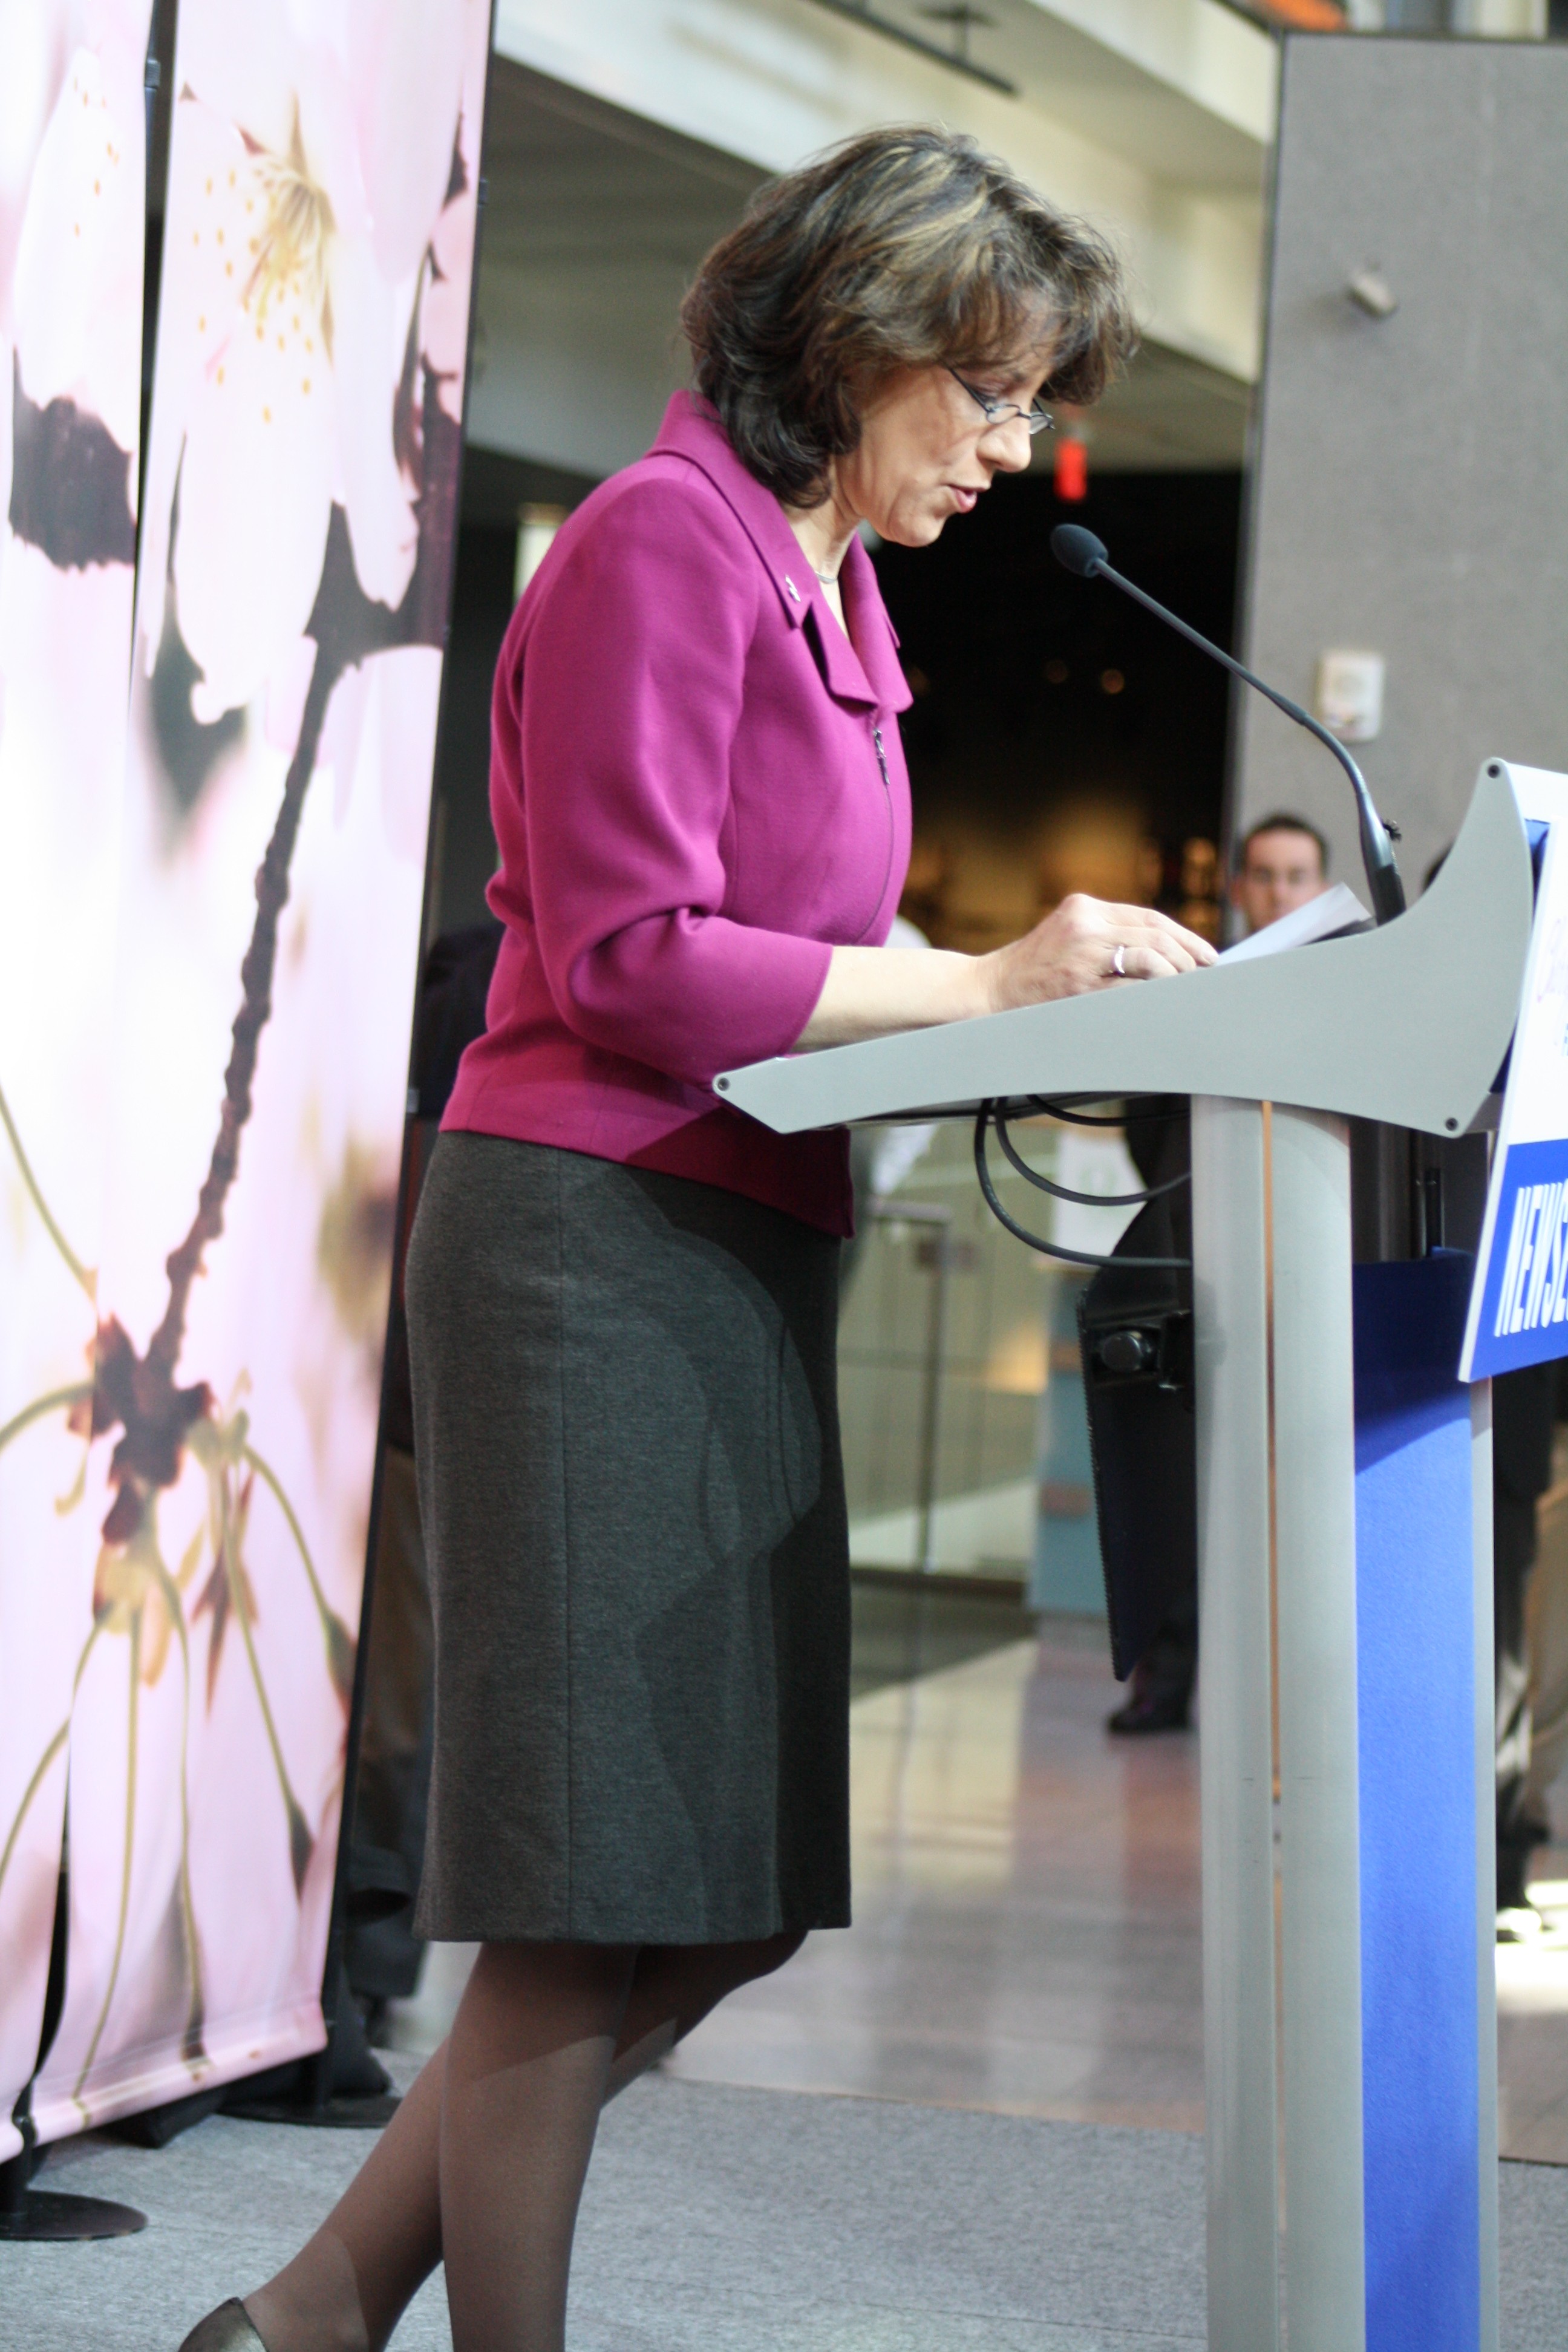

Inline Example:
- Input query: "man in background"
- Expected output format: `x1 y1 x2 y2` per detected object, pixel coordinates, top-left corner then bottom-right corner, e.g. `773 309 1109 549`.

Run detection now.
1106 812 1329 1733
1230 811 1330 938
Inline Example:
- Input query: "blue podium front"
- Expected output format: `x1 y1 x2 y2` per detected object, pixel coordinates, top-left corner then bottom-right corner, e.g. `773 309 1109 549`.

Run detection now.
1354 1254 1488 2352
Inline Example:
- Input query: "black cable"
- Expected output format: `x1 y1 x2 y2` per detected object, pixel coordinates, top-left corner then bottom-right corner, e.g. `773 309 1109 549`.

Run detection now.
972 1103 1190 1270
1024 1095 1178 1127
992 1109 1189 1209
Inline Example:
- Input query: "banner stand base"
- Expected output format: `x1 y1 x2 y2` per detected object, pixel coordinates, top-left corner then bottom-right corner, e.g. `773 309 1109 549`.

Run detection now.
223 2089 400 2131
221 1970 403 2132
0 2151 145 2240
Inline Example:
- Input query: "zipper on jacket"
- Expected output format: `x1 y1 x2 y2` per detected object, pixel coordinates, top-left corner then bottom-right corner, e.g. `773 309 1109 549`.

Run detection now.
856 722 897 942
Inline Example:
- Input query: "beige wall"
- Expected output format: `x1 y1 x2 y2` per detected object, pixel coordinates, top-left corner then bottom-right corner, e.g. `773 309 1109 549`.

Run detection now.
1235 33 1568 897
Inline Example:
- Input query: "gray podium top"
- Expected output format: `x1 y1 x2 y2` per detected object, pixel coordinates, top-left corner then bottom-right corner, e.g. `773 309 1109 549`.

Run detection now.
716 763 1533 1141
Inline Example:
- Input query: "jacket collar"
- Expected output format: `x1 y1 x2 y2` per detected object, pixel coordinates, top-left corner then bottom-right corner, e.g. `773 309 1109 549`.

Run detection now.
829 535 913 715
652 393 912 716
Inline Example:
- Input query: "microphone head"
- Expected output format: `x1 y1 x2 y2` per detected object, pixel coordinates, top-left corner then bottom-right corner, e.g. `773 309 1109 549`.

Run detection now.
1051 524 1108 578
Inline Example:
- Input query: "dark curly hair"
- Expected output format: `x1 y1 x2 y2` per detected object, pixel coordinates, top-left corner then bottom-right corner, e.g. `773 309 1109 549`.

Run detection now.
680 125 1135 507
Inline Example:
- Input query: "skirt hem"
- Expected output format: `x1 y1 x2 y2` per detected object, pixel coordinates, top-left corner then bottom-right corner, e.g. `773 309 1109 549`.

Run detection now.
410 1905 853 1946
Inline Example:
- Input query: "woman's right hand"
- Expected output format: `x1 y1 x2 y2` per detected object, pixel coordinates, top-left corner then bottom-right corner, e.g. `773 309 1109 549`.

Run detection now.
981 893 1217 1013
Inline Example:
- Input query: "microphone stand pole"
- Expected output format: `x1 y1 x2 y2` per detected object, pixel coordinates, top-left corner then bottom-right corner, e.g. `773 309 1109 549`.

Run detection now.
1054 530 1406 926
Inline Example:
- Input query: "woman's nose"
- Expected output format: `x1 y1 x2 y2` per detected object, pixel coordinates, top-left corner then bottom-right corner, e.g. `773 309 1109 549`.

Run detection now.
981 413 1034 473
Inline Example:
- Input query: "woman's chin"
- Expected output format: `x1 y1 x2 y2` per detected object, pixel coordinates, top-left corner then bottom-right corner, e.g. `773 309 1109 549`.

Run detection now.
883 510 950 549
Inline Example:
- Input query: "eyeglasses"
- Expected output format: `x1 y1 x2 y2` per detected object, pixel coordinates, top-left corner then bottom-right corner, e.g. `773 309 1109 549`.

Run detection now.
947 367 1056 437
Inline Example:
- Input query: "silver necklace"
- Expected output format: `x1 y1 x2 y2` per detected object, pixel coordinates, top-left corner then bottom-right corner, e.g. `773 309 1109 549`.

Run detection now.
811 563 840 586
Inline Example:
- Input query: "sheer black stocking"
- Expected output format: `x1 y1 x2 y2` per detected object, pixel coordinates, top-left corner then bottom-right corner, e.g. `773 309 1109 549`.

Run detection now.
603 1930 804 2102
240 1930 803 2352
439 1940 633 2349
243 2043 450 2352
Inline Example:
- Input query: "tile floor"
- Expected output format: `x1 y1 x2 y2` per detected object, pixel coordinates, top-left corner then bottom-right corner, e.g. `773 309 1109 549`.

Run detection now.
668 1625 1204 2130
388 1601 1568 2163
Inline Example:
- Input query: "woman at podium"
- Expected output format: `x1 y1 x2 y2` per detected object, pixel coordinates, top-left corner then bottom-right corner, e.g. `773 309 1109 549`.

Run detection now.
181 123 1211 2352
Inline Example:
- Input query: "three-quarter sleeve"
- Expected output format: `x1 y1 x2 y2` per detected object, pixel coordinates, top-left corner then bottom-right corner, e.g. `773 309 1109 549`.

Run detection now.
509 474 833 1089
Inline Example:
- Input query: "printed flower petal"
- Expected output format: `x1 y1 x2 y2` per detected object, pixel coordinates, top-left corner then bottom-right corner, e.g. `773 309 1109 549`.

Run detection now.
319 656 370 825
348 0 463 285
264 633 319 760
173 1 302 162
458 0 489 181
329 235 417 610
423 194 475 417
331 646 442 863
11 41 145 456
175 304 335 720
376 645 442 864
0 341 10 625
0 0 67 325
292 43 371 252
137 101 269 673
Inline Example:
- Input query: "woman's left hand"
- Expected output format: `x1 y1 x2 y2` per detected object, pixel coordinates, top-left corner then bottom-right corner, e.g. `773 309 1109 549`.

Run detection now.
980 893 1217 1013
793 896 1215 1051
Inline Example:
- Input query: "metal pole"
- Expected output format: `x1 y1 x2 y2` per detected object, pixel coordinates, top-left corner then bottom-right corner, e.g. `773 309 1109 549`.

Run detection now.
869 1198 955 1577
1270 1105 1365 2352
1191 1096 1282 2351
915 1217 951 1575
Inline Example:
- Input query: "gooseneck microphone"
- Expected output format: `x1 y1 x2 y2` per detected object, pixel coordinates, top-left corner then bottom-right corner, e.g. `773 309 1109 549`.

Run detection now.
1050 524 1405 926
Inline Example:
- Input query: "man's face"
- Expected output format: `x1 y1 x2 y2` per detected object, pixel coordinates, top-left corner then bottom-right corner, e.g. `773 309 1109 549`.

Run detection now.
1234 828 1326 933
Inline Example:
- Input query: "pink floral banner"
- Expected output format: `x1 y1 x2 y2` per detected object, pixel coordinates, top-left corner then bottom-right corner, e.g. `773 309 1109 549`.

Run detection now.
1 0 491 2150
0 0 152 2170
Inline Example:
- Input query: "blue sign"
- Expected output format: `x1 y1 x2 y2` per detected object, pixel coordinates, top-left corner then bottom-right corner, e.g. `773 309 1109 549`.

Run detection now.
1463 1137 1568 1377
1462 768 1568 1379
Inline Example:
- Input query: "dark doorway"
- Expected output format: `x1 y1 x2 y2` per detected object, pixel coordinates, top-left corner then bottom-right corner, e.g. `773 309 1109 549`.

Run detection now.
873 466 1243 950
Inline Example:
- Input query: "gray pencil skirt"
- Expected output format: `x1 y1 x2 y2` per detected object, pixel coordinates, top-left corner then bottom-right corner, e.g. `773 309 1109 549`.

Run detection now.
404 1131 850 1945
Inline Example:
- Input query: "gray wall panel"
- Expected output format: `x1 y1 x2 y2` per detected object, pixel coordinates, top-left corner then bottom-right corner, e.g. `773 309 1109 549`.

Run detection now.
1236 35 1568 896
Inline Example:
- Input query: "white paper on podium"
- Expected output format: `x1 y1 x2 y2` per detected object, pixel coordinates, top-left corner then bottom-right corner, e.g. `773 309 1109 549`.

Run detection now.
1219 881 1371 964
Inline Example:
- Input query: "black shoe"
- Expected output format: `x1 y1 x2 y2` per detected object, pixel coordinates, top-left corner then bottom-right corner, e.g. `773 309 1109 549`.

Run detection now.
1106 1686 1191 1735
1497 1841 1537 1915
178 2300 267 2351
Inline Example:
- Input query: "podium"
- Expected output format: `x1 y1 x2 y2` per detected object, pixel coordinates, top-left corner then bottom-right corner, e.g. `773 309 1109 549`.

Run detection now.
717 760 1540 2352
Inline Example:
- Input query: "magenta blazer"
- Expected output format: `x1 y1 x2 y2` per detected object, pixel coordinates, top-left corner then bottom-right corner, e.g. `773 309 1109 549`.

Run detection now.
443 393 914 1236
